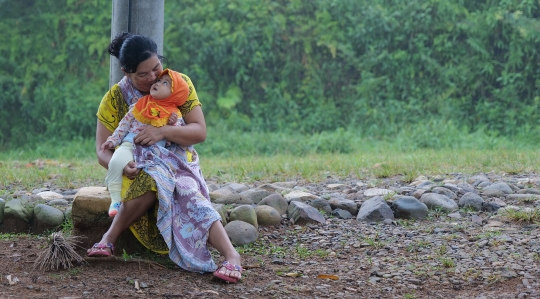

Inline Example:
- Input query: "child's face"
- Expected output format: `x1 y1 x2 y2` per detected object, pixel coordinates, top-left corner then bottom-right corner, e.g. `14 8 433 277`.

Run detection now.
150 74 173 100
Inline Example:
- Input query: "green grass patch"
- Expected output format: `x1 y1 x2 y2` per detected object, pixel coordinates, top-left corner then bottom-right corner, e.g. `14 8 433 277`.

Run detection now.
1 132 540 191
499 208 540 224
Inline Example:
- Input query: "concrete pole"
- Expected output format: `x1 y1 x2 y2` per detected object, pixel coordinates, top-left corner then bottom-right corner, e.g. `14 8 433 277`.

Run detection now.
109 0 164 88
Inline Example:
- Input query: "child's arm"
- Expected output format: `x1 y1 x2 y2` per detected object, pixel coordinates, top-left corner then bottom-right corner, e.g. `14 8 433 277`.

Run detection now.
107 109 136 147
167 112 179 126
101 140 115 151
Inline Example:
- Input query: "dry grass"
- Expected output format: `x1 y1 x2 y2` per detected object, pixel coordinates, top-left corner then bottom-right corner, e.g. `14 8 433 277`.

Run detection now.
33 232 87 271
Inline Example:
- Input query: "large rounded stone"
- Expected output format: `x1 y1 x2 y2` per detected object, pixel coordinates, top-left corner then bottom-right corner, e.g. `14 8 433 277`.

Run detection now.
224 220 258 246
392 196 428 219
229 205 258 229
356 196 394 222
212 203 228 226
213 194 254 205
255 205 281 226
36 191 64 202
483 182 513 194
308 198 332 214
419 193 458 212
209 188 234 201
33 204 65 234
258 193 289 215
458 192 484 211
240 189 274 204
328 198 358 215
1 196 38 233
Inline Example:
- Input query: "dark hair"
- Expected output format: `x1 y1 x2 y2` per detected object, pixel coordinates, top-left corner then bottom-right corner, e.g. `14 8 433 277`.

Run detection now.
108 32 163 73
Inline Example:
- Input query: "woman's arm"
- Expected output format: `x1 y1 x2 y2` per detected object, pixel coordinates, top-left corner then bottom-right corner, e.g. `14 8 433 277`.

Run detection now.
133 106 207 146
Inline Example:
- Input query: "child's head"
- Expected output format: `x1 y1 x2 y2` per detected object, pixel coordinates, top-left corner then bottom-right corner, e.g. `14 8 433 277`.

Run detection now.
132 68 189 127
150 74 173 100
150 69 189 106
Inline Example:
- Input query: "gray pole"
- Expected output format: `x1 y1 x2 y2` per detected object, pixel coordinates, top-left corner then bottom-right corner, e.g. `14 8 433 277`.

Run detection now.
109 0 164 88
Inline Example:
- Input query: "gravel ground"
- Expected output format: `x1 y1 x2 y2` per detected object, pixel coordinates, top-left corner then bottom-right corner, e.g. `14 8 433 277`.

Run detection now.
1 173 540 298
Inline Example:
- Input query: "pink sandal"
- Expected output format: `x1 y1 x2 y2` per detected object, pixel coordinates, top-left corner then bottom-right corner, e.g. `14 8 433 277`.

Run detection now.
87 243 115 257
213 261 243 283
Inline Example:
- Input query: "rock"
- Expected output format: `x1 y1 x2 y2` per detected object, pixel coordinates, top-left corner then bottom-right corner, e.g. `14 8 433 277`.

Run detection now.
212 204 228 226
307 198 332 214
419 193 458 212
71 187 147 256
47 199 70 206
327 184 347 190
392 196 428 219
207 183 220 192
356 181 368 188
481 202 501 212
287 201 325 225
213 194 254 205
364 188 394 197
36 191 64 201
447 212 462 219
412 189 427 199
356 196 394 222
258 194 289 215
255 205 282 226
33 204 65 234
1 196 37 233
482 189 505 198
240 189 274 204
458 192 485 211
432 187 457 200
224 220 258 246
471 215 484 225
328 198 358 215
71 187 111 229
209 188 234 201
483 182 513 194
258 183 288 193
331 209 353 219
441 183 459 192
229 205 258 229
224 182 250 193
284 190 319 203
518 188 540 195
456 183 477 196
271 181 296 189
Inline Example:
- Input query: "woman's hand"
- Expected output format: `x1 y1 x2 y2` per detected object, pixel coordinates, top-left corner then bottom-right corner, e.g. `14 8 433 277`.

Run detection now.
134 125 165 145
123 161 140 179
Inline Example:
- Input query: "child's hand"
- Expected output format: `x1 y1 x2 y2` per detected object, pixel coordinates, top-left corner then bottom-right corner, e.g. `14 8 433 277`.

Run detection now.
101 141 114 151
168 113 178 125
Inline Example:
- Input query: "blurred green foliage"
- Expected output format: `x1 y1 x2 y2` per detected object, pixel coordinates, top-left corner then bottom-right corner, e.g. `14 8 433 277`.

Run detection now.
1 0 540 150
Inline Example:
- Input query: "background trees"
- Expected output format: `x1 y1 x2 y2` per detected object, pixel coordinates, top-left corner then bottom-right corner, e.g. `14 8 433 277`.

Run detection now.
1 0 540 148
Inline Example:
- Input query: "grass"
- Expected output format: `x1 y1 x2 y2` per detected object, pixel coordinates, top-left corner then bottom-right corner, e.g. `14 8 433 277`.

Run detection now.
2 138 540 191
499 208 540 224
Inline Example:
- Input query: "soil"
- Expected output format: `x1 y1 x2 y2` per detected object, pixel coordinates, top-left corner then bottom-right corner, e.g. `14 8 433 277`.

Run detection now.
0 223 535 299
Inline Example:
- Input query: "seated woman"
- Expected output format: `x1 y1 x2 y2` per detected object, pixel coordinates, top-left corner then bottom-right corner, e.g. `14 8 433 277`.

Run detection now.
88 32 242 283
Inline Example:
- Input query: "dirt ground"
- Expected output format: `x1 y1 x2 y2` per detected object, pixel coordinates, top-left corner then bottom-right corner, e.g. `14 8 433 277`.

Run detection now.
0 223 534 299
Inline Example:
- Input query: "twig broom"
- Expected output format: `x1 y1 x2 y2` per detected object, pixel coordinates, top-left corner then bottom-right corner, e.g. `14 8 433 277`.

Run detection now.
33 231 87 271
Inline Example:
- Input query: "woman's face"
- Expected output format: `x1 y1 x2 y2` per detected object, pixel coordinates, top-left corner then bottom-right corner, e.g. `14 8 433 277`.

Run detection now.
124 55 163 94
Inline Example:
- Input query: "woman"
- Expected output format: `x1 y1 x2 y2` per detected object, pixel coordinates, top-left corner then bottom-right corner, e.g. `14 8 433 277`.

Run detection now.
88 32 242 283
